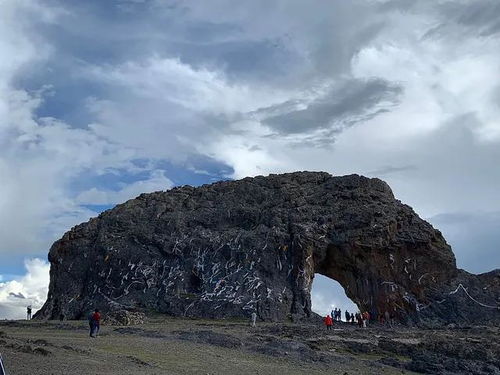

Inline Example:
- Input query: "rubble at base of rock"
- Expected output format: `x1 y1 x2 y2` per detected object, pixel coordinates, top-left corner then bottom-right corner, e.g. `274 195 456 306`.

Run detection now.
101 310 146 326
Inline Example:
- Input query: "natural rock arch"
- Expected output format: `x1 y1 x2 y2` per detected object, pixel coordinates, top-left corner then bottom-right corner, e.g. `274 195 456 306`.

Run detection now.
36 172 499 324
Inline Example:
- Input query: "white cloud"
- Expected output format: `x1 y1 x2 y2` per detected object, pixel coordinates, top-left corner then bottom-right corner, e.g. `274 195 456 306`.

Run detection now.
195 2 500 224
88 58 293 115
311 275 358 318
0 89 135 254
70 0 500 275
0 0 499 317
0 2 73 255
0 258 49 319
76 169 174 205
0 1 141 256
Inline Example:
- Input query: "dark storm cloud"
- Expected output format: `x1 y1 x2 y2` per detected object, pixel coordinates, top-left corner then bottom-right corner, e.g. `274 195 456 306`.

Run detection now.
261 78 403 134
16 0 396 137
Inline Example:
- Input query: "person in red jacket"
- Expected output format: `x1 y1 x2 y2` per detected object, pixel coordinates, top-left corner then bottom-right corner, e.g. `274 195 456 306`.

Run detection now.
324 315 333 330
362 311 370 328
91 309 101 337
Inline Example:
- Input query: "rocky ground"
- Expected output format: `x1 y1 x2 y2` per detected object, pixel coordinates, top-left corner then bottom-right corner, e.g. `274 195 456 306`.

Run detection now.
1 316 499 375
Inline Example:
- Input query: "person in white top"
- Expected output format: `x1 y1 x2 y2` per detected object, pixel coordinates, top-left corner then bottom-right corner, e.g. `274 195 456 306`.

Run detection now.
251 312 257 327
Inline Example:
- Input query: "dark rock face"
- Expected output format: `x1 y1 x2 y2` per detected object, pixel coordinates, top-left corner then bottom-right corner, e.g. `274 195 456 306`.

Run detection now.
35 172 499 324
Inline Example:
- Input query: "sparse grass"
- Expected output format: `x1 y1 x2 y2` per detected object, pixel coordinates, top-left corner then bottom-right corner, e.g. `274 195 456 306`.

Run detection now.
0 318 421 375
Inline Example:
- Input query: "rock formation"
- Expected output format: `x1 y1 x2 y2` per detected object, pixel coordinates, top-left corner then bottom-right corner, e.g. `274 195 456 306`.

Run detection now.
35 172 499 324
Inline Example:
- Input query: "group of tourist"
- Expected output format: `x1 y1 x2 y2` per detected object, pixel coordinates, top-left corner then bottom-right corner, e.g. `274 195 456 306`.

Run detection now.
25 304 395 337
324 309 395 329
331 307 342 321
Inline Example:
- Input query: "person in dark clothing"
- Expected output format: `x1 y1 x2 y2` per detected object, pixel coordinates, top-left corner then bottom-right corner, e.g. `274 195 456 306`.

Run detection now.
345 310 350 323
88 311 95 337
26 305 32 320
356 312 363 328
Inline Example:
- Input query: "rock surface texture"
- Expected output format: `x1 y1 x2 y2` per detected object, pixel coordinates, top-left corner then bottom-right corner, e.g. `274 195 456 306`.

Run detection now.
35 172 499 324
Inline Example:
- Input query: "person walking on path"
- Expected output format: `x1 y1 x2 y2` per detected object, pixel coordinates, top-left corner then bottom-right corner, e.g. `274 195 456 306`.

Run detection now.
26 305 32 320
324 315 333 330
345 311 350 323
90 309 101 337
251 312 257 327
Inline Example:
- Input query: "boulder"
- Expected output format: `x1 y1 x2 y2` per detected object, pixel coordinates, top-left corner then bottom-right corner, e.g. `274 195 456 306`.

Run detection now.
34 172 499 324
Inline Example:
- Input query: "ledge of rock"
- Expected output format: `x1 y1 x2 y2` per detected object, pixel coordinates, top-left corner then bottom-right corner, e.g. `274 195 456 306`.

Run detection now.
35 172 499 325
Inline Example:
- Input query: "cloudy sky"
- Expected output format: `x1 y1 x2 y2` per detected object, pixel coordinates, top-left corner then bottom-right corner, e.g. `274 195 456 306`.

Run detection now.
1 0 499 319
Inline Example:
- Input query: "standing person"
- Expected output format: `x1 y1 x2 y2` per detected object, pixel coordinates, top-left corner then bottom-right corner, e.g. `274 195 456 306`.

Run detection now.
88 311 95 337
251 311 257 327
324 315 333 330
356 312 363 328
337 308 342 322
362 311 370 328
351 313 355 325
91 309 101 337
345 310 350 323
331 309 335 322
26 305 32 320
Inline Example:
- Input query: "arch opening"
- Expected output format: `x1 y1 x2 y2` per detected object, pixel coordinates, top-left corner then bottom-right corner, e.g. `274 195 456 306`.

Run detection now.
311 274 358 321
